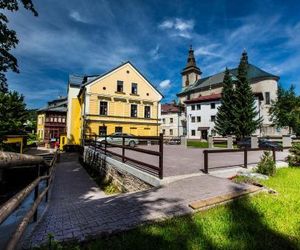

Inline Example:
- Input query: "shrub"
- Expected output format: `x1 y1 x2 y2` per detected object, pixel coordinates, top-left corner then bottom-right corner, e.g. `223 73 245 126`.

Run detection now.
287 143 300 166
256 151 276 176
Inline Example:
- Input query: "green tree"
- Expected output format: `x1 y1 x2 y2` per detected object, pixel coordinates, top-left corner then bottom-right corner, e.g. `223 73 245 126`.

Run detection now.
234 51 262 139
269 85 300 135
0 0 38 92
215 68 236 136
0 91 28 135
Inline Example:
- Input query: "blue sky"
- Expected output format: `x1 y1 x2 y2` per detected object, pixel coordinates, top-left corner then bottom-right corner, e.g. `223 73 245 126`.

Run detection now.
5 0 300 108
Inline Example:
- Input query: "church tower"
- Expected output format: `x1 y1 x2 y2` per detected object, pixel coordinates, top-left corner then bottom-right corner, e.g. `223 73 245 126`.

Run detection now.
181 45 202 88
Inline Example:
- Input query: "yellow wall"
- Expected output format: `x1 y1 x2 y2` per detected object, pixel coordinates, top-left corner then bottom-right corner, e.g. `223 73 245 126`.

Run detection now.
37 113 45 140
68 98 81 144
68 62 162 144
85 63 161 137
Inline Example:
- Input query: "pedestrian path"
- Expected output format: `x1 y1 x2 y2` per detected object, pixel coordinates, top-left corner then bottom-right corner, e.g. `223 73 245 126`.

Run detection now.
24 153 255 247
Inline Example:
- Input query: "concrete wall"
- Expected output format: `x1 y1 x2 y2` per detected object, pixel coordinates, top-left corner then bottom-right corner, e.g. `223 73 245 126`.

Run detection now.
83 147 153 192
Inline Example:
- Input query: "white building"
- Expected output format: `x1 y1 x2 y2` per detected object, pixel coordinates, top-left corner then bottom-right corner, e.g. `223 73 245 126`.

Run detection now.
177 47 288 138
160 103 186 137
185 93 261 139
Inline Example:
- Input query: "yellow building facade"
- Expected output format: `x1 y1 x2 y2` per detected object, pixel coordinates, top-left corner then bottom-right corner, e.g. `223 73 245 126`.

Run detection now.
67 62 163 144
37 114 45 140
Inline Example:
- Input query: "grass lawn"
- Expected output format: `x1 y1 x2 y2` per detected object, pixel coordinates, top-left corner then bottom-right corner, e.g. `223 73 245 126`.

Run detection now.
60 168 300 250
187 140 237 149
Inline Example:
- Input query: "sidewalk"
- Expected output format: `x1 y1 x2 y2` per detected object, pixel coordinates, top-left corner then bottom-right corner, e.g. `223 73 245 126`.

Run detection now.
24 154 255 247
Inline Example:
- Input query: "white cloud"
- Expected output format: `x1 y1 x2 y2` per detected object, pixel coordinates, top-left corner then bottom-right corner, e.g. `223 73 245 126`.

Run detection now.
159 20 173 29
159 79 171 89
69 11 88 23
174 18 194 31
158 18 195 39
149 45 161 60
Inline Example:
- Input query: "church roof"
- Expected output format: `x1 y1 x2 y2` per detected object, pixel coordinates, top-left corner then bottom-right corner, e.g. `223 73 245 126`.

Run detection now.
177 63 279 96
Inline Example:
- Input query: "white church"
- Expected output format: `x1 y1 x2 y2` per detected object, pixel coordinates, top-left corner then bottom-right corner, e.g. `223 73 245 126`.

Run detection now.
177 46 287 140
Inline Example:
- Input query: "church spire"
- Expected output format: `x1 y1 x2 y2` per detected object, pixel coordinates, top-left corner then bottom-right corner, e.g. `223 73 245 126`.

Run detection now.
185 45 197 68
181 45 202 88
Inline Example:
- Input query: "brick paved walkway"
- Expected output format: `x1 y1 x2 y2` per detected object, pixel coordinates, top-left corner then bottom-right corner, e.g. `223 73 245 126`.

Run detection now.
24 154 253 247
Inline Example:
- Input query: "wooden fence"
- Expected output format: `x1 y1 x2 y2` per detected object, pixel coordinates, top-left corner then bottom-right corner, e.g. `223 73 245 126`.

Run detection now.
203 147 277 174
0 150 59 250
84 134 164 179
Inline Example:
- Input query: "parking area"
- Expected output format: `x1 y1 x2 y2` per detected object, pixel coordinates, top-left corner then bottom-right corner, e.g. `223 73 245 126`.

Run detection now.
107 145 289 177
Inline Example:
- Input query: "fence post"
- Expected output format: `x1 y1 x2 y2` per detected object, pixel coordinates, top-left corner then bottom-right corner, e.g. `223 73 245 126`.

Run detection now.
34 183 39 222
204 150 208 174
159 133 163 179
104 134 107 155
45 168 49 202
272 148 276 162
244 148 247 168
122 137 125 162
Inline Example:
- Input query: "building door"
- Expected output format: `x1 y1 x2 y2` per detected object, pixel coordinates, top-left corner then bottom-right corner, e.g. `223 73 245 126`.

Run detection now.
201 130 208 140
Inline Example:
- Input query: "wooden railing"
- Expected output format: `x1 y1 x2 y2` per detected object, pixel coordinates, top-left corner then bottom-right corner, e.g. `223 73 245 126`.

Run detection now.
84 134 164 179
203 147 278 174
0 150 59 250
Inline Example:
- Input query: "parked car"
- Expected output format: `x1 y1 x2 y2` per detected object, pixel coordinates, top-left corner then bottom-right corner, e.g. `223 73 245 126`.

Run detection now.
259 139 283 151
237 138 251 149
97 133 139 147
237 138 283 151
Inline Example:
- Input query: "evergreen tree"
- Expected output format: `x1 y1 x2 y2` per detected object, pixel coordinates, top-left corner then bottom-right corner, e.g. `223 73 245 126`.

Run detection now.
0 91 28 134
215 68 236 136
0 0 38 92
269 85 300 135
234 51 262 139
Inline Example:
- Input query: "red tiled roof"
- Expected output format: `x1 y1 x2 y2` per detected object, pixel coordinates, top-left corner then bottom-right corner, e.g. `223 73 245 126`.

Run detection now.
161 103 181 113
184 93 222 104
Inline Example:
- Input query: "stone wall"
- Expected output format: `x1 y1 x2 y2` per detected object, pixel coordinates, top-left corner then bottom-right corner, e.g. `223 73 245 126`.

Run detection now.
83 147 152 192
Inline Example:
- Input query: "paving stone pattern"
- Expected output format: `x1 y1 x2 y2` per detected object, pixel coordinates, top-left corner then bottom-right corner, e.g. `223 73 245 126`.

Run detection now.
24 154 253 247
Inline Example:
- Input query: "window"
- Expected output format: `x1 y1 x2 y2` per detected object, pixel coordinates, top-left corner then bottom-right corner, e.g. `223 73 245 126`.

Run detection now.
197 116 201 122
62 117 65 123
191 116 195 123
197 104 201 110
170 118 173 123
131 104 137 117
187 94 191 100
211 115 216 122
117 80 123 92
191 105 195 110
162 118 166 123
46 117 49 122
191 130 196 136
54 117 57 122
58 117 61 123
50 117 53 122
162 129 165 134
211 129 216 136
211 103 216 109
170 129 173 135
115 126 123 133
131 83 138 94
265 92 270 105
144 106 151 118
99 126 107 136
100 101 108 115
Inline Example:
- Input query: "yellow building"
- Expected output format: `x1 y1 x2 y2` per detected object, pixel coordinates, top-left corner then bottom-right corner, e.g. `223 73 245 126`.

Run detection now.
67 61 163 144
